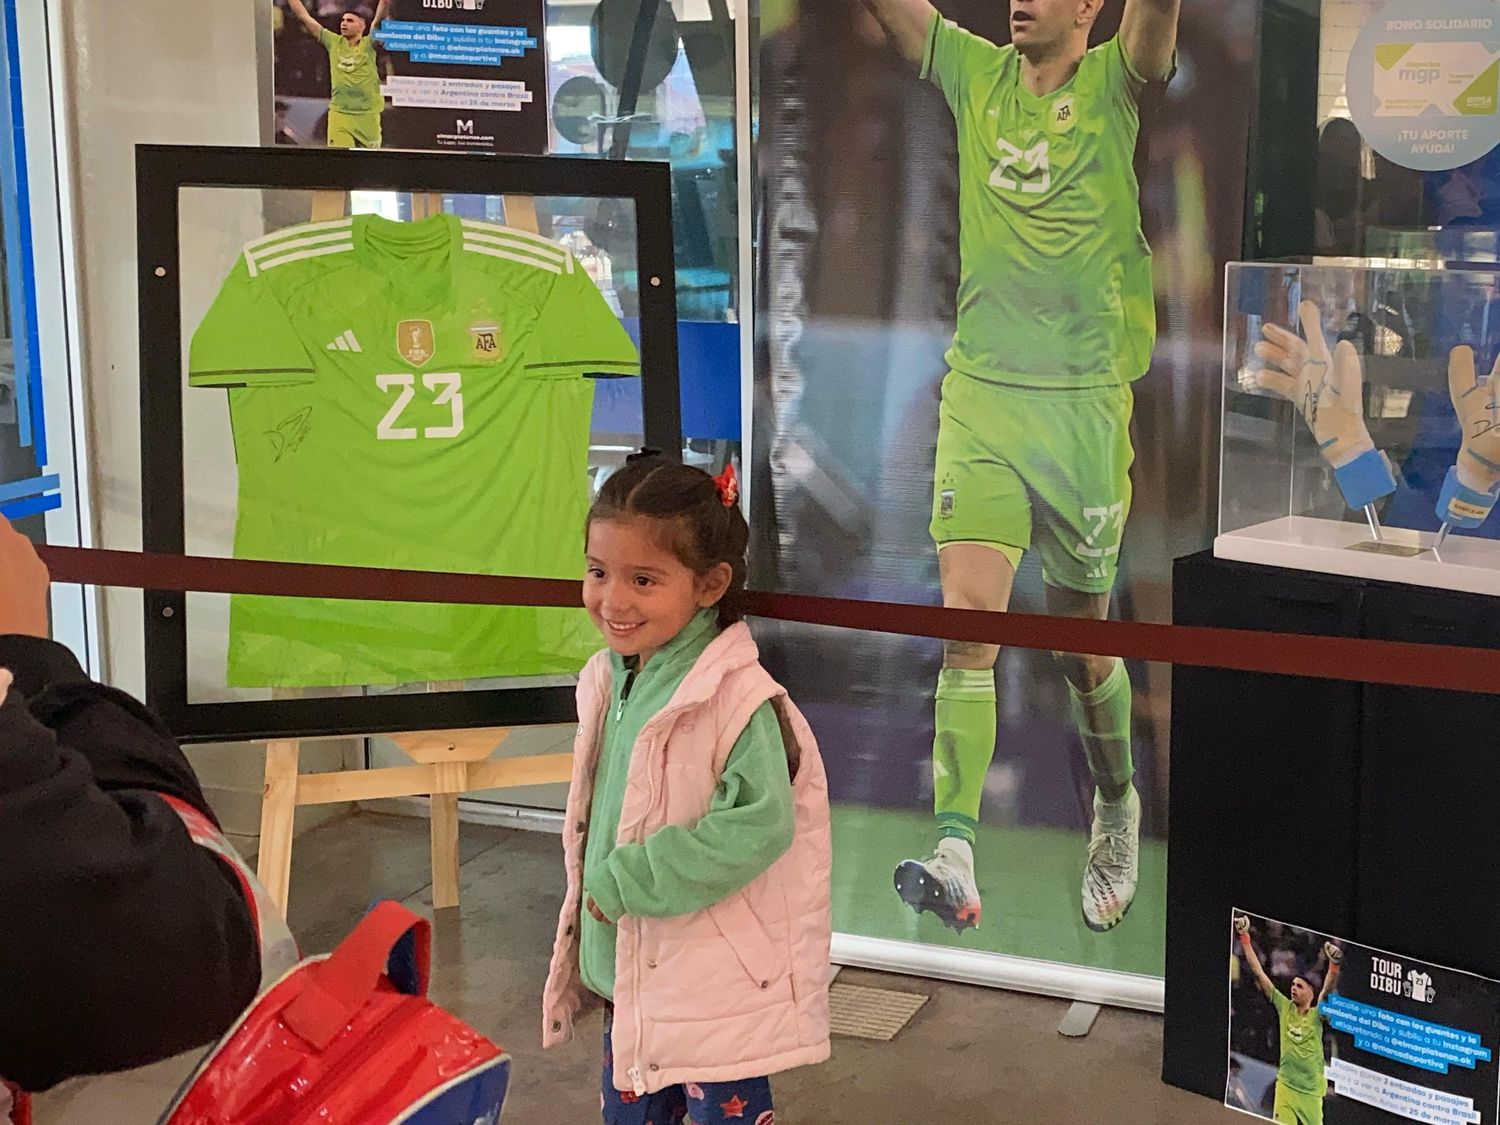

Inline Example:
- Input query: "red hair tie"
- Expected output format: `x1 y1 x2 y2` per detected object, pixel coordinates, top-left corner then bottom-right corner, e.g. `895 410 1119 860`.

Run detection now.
713 462 739 507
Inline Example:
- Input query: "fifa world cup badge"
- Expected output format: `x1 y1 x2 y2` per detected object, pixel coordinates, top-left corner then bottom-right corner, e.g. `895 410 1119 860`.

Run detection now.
397 320 435 367
940 488 956 519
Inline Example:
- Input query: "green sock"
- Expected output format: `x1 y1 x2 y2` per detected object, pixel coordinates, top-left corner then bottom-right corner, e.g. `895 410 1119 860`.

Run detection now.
933 667 997 846
1068 659 1134 802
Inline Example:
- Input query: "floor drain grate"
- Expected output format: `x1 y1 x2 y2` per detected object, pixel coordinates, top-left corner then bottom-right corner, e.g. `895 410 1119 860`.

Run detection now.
828 982 930 1041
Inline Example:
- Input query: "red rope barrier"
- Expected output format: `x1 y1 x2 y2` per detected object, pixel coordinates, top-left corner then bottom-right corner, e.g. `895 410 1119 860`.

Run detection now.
36 545 1500 695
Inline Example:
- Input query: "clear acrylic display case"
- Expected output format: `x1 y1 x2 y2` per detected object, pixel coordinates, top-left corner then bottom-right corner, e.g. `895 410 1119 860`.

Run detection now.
1219 259 1500 595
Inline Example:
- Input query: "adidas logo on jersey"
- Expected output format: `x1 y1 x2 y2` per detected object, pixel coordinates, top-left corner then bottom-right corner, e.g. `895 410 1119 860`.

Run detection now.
326 330 363 353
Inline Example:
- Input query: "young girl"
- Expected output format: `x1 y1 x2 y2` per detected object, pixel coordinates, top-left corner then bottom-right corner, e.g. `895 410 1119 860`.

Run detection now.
542 453 832 1124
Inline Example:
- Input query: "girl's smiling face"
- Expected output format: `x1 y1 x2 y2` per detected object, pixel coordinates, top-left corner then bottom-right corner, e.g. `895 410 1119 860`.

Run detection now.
584 517 731 665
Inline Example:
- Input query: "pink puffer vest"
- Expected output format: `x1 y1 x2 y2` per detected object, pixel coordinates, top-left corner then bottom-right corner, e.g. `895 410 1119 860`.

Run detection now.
542 623 832 1095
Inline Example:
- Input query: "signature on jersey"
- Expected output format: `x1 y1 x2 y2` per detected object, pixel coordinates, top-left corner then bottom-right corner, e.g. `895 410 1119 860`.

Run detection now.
267 407 313 461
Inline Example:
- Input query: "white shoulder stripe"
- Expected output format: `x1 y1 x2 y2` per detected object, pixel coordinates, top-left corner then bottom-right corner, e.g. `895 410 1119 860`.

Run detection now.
462 242 563 275
248 228 356 265
248 240 355 277
461 228 566 265
460 219 567 258
461 234 569 272
244 218 354 255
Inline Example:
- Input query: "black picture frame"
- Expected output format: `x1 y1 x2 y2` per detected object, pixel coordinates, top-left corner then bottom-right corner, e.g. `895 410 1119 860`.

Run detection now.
138 144 681 743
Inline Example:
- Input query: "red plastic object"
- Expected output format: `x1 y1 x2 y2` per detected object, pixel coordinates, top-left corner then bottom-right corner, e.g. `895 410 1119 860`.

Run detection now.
163 902 507 1125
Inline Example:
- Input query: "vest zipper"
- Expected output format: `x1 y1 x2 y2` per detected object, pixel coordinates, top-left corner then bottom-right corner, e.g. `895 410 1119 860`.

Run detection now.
623 662 660 1095
633 742 672 1094
612 660 650 1092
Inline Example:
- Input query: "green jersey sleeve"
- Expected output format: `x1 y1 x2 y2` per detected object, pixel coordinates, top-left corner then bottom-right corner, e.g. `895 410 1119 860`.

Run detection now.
1103 35 1149 109
188 255 315 388
584 702 795 921
319 26 340 53
525 261 641 379
921 13 1006 115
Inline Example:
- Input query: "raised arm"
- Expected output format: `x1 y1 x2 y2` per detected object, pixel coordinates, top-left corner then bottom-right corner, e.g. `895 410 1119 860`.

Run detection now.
284 0 325 38
859 0 938 68
1319 941 1343 1006
371 0 390 34
1120 0 1179 83
1235 915 1275 999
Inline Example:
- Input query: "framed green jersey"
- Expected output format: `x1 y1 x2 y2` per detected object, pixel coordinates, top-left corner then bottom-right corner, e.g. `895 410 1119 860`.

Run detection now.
189 212 640 688
923 15 1157 388
137 146 679 742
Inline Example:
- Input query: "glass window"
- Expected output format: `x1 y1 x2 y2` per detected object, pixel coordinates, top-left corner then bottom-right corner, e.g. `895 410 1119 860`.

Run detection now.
0 0 91 662
0 5 54 535
1309 0 1500 263
545 0 742 460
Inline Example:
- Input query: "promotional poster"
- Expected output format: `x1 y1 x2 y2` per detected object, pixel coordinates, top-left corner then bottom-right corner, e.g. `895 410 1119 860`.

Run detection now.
753 0 1255 982
1345 0 1500 173
1229 911 1500 1125
272 0 547 154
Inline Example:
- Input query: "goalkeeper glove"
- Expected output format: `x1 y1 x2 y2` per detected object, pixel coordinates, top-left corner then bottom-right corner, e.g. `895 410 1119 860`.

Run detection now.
1251 300 1397 509
1324 941 1343 966
1437 345 1500 530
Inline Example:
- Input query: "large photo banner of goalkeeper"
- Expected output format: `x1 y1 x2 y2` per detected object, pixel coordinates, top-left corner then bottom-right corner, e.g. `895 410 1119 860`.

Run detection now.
753 0 1256 989
1229 911 1500 1125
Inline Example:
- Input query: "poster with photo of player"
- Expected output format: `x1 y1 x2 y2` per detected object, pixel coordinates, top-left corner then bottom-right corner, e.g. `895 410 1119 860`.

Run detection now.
272 0 548 154
752 0 1254 986
1229 910 1500 1125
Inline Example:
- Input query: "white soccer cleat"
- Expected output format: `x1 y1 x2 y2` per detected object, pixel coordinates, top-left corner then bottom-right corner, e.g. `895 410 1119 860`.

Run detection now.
1082 786 1141 932
895 837 983 933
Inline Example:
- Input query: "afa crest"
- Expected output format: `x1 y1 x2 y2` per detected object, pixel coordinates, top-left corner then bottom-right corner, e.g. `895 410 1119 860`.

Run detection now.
1050 94 1077 134
469 322 503 362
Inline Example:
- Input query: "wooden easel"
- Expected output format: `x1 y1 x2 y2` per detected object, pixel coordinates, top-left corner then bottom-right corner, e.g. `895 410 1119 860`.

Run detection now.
255 189 567 916
256 726 573 913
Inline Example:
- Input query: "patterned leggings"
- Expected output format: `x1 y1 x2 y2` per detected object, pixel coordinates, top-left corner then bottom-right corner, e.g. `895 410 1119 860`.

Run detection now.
601 1010 775 1124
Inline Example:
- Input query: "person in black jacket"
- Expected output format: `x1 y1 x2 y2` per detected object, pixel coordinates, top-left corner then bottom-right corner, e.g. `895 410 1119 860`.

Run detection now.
0 515 263 1094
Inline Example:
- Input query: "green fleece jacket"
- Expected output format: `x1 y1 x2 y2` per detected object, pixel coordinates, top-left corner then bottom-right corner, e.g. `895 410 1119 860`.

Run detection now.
579 609 794 1000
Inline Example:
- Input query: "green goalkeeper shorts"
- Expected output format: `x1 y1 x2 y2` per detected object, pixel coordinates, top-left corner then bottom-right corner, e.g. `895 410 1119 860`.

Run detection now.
929 372 1135 594
1273 1080 1324 1125
327 109 382 149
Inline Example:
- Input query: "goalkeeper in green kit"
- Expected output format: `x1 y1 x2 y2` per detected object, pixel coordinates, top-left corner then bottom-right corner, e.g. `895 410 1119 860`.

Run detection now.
285 0 391 149
857 0 1179 933
1235 915 1343 1125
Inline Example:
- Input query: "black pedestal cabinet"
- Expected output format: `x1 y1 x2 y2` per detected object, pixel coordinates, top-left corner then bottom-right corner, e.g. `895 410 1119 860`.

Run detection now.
1163 551 1500 1099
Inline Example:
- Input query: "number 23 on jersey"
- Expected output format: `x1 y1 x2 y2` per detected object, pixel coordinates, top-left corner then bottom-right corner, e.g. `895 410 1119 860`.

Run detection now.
374 371 465 440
